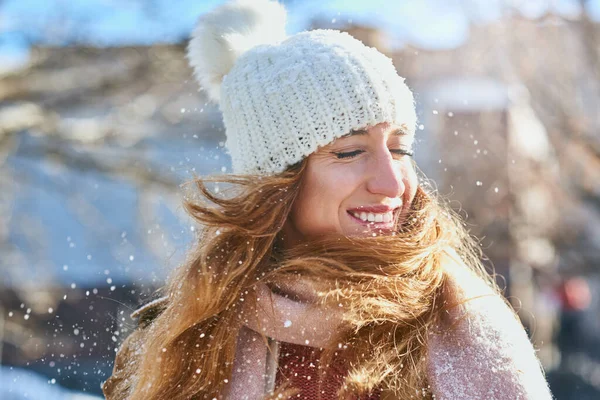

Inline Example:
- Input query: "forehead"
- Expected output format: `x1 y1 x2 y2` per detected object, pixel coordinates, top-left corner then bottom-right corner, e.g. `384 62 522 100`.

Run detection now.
335 122 415 145
315 123 415 153
341 124 411 138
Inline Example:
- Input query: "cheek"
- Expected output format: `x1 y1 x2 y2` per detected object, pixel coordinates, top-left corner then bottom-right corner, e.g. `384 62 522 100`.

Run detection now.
402 164 419 203
291 166 355 235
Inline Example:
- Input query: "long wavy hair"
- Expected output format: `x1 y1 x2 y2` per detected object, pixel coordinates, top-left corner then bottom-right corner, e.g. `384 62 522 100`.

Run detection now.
108 159 498 399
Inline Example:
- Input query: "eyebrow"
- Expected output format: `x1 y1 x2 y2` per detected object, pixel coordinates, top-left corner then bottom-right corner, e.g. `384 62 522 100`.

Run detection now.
342 126 410 138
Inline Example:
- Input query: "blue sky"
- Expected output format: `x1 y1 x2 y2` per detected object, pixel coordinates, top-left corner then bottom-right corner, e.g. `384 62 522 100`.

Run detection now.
1 0 599 72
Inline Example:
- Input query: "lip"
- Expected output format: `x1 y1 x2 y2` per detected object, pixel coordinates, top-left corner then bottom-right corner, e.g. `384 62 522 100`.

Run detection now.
346 205 402 231
347 205 397 213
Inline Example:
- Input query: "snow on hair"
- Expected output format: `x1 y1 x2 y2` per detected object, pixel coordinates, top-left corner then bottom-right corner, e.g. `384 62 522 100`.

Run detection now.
187 0 288 103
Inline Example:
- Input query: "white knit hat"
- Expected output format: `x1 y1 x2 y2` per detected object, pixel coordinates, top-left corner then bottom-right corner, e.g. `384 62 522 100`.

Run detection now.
187 0 417 174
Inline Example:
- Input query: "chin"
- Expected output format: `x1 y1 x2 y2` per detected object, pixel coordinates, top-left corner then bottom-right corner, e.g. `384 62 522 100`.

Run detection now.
341 226 395 238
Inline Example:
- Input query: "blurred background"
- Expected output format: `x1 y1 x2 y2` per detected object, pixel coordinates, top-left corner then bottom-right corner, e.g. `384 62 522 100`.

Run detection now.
1 0 599 398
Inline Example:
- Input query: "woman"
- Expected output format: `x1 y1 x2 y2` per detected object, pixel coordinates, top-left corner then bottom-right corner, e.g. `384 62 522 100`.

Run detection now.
103 1 553 399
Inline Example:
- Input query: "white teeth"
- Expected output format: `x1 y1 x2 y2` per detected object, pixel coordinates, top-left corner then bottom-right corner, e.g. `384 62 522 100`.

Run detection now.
351 210 395 223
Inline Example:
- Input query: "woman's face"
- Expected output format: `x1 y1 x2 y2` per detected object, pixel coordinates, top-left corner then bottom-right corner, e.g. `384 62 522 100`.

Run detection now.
282 122 418 246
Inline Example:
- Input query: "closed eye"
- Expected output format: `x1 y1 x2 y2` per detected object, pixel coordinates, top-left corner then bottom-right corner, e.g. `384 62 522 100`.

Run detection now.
332 149 413 159
390 149 414 157
333 150 364 159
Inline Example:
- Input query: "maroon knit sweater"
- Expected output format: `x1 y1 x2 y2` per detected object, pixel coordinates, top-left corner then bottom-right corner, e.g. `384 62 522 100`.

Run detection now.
275 342 381 399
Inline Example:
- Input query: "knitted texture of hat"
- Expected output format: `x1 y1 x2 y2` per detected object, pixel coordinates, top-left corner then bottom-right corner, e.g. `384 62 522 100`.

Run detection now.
221 30 416 174
188 1 416 175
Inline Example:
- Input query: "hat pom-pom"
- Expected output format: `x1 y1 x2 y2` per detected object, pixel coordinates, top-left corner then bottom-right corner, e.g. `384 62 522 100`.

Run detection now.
187 0 288 103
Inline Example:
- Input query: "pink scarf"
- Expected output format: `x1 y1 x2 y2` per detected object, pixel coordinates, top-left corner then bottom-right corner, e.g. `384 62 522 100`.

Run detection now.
226 277 345 399
224 255 554 399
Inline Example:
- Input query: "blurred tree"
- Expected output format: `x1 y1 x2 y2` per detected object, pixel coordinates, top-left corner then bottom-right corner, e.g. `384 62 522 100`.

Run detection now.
1 1 599 397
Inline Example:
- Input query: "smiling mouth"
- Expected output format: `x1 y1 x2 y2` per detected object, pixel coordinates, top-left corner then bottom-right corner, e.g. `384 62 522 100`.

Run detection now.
346 208 401 226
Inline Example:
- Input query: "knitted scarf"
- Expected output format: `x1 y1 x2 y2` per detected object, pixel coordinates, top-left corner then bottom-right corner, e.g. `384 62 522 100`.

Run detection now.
226 277 345 399
223 258 554 399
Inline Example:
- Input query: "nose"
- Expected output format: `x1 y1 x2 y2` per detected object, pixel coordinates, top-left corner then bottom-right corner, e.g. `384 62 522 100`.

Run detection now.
366 148 405 198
